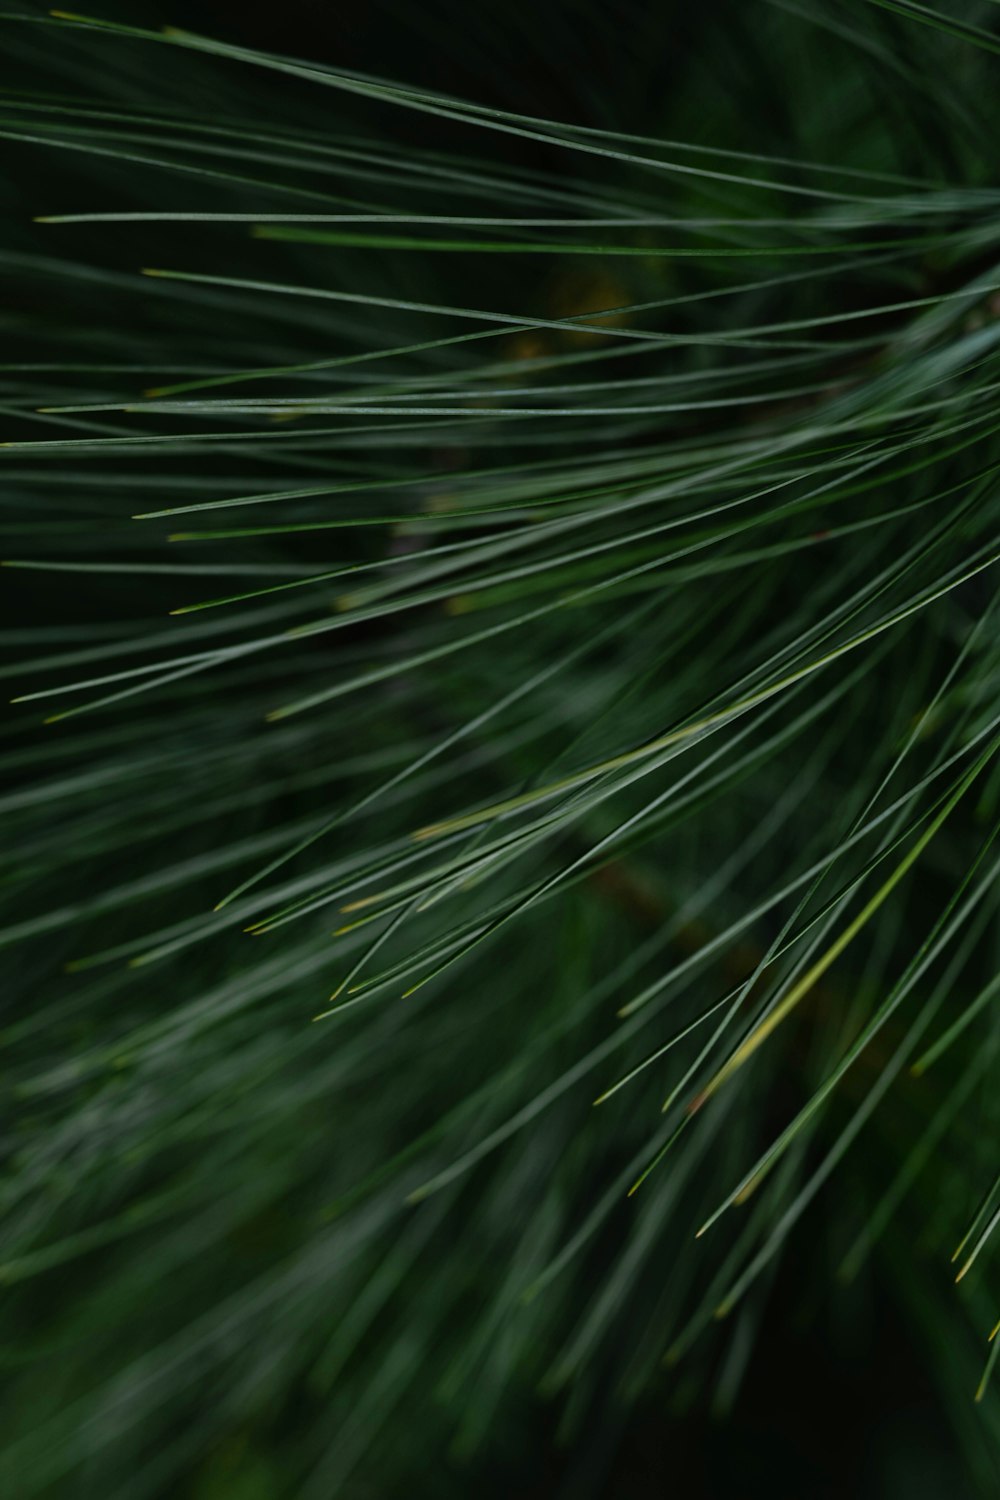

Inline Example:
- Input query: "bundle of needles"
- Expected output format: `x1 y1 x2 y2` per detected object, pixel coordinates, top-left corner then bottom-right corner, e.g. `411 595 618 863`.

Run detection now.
3 3 1000 1496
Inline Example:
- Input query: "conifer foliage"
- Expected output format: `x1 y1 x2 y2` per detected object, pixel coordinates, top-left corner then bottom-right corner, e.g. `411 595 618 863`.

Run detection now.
3 3 1000 1494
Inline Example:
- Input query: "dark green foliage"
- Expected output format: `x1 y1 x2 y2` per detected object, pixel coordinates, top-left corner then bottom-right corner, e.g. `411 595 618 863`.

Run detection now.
2 2 1000 1495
